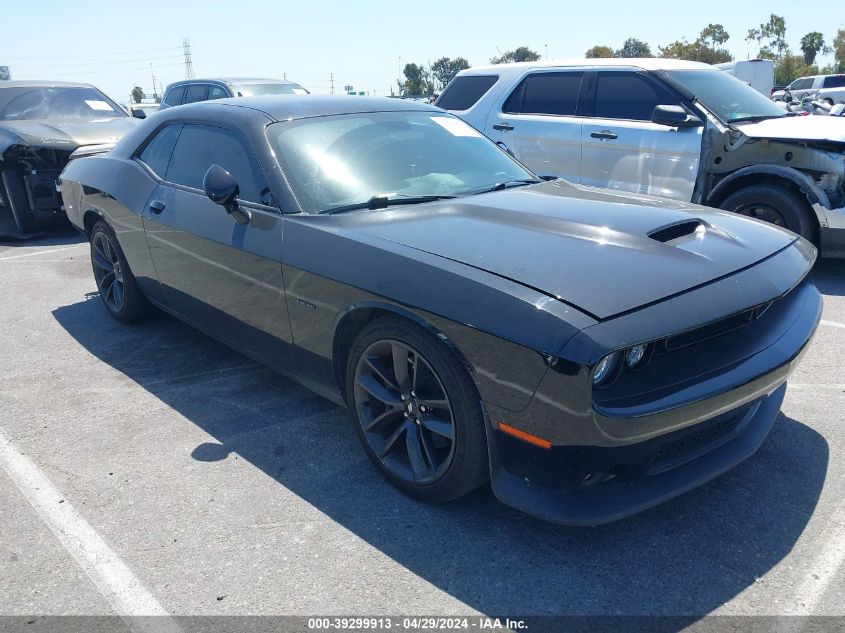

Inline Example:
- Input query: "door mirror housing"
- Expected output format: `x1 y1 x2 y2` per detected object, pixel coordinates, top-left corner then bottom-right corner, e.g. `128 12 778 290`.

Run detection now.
130 108 147 119
203 164 251 224
651 104 702 128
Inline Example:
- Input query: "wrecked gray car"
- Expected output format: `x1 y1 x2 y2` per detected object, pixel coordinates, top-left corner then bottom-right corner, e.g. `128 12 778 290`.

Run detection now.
0 81 138 237
440 60 845 257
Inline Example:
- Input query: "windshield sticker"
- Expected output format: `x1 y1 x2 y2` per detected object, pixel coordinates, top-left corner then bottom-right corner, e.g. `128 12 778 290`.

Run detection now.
430 117 483 138
85 100 114 112
292 88 308 95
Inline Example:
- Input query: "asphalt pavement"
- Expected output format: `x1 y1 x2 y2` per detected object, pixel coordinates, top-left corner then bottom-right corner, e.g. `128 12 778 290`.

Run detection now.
0 226 843 628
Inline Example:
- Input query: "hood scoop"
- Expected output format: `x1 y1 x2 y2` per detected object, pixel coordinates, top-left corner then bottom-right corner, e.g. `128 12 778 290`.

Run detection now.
648 219 705 244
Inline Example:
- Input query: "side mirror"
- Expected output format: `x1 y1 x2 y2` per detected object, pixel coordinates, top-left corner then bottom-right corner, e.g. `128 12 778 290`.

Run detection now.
651 104 702 128
203 164 251 224
130 108 147 119
784 91 794 104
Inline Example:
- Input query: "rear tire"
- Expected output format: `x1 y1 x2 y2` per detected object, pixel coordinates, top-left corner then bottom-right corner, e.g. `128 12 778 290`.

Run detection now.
346 317 488 503
719 185 816 241
90 220 150 323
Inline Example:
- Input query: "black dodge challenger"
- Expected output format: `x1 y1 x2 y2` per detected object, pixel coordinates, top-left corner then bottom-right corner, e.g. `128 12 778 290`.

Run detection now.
58 96 821 525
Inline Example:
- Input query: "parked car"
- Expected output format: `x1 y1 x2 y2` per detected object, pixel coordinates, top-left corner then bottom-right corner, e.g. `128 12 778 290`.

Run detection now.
438 59 845 257
815 76 845 105
58 96 820 525
0 80 138 237
772 74 845 102
160 77 308 109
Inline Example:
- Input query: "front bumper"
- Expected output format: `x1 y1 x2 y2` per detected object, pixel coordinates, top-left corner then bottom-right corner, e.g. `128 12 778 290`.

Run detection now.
483 263 821 526
486 385 784 526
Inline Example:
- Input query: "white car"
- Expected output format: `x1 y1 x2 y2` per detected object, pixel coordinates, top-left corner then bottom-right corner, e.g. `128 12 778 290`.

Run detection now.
436 58 845 257
772 74 845 102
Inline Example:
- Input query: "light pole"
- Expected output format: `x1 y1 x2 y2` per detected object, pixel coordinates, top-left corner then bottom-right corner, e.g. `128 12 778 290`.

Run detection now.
545 44 548 60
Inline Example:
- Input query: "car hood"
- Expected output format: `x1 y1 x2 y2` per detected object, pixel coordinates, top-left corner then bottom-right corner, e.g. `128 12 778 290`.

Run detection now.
737 115 845 143
334 180 799 320
0 117 138 151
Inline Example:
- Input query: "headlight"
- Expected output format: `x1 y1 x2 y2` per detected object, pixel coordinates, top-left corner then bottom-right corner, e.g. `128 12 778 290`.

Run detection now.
626 344 647 368
593 351 620 386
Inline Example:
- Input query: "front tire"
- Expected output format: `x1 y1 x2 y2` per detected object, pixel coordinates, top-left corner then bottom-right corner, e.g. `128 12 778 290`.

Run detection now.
90 220 149 323
346 317 488 503
719 185 816 241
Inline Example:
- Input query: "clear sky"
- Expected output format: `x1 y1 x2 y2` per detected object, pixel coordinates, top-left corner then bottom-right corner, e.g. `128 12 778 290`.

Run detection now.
2 0 843 103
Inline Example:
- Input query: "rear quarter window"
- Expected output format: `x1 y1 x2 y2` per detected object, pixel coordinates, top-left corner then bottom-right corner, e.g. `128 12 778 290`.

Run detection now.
163 86 185 107
435 75 499 110
823 75 845 89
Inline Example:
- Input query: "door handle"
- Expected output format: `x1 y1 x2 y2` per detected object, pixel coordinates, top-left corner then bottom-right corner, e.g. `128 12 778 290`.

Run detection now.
492 122 514 131
149 200 166 214
590 130 618 140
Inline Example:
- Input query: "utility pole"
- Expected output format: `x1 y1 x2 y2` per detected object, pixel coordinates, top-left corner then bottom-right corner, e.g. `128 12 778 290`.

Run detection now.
329 72 335 94
545 44 548 60
150 64 158 100
183 37 194 79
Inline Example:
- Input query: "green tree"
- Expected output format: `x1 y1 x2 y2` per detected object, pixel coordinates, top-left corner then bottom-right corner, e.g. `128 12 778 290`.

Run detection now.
746 14 787 61
659 24 733 64
775 52 817 85
585 45 614 58
431 57 470 90
131 86 144 104
615 38 652 58
398 63 434 96
799 32 828 66
833 28 845 73
490 47 541 64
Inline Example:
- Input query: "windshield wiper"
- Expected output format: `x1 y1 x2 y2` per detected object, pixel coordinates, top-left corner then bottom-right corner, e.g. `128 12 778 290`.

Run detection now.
727 113 798 124
472 179 543 194
321 194 456 214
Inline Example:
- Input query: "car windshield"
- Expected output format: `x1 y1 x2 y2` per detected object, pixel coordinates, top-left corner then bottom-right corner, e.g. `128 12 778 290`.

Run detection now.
231 83 309 97
266 111 536 213
664 69 788 124
0 87 127 121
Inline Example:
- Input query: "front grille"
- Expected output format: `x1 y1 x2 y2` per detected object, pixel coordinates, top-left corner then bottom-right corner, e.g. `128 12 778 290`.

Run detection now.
649 411 744 474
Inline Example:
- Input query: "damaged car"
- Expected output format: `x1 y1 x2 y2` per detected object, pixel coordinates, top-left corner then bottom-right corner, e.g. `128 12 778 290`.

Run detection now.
438 59 845 257
0 81 138 237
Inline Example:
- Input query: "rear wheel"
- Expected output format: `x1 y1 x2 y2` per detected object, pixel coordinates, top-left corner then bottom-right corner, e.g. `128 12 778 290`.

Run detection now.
346 317 488 503
719 185 816 241
90 220 149 323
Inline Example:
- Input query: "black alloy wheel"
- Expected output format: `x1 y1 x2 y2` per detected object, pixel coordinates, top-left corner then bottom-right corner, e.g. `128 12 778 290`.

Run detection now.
89 220 150 323
347 317 488 502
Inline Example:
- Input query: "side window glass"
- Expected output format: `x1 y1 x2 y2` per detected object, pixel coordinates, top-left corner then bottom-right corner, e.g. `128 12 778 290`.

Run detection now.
164 125 269 205
137 124 182 178
594 72 678 121
503 72 583 116
208 85 229 100
163 86 185 107
184 84 208 104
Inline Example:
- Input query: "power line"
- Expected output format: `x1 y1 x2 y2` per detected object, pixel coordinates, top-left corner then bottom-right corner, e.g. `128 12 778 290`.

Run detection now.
1 46 183 61
17 62 184 77
13 55 183 69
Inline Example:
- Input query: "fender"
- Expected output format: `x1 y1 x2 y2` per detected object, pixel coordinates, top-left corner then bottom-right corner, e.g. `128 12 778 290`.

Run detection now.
706 164 832 226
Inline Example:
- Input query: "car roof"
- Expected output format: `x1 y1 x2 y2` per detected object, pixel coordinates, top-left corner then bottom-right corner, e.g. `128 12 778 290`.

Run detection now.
458 58 714 76
165 77 301 89
169 95 441 122
0 80 95 89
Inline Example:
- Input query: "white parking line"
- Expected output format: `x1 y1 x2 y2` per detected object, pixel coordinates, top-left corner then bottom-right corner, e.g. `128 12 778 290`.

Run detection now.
784 504 845 616
0 425 181 632
821 320 845 330
0 245 84 262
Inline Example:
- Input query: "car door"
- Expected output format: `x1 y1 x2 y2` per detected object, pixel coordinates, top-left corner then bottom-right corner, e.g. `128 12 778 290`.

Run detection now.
483 70 585 182
580 70 702 201
140 122 296 370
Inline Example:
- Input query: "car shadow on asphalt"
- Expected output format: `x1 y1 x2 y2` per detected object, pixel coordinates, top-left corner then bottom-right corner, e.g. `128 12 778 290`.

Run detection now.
52 297 829 622
0 221 85 249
